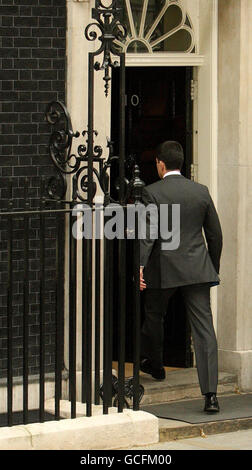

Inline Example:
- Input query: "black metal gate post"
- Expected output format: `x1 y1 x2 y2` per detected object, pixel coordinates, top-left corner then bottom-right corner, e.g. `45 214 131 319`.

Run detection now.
55 203 65 420
82 226 93 417
84 0 129 415
43 0 143 419
7 180 13 427
103 218 113 414
69 205 77 419
117 31 127 416
39 181 46 423
131 166 145 411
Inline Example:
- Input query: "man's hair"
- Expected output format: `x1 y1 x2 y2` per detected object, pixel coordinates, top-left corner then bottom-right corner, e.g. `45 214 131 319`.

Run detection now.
156 141 184 170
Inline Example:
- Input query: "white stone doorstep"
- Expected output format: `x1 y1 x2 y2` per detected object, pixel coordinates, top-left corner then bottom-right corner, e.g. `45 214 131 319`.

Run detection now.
0 409 159 450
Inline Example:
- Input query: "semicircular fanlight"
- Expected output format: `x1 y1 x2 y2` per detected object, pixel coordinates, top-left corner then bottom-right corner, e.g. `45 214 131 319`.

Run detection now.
115 0 196 53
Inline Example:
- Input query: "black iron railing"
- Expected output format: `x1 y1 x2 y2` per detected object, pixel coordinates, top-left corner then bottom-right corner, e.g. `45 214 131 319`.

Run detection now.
0 180 65 426
0 179 143 425
1 0 145 426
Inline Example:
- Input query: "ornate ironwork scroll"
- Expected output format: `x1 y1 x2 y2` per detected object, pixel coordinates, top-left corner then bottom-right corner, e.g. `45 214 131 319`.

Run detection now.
45 0 143 205
86 0 127 97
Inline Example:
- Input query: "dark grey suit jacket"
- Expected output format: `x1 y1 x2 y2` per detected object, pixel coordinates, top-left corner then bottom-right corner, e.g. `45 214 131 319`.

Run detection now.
140 175 223 289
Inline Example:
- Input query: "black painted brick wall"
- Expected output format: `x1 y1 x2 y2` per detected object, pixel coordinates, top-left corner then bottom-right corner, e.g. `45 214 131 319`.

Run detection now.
0 0 66 379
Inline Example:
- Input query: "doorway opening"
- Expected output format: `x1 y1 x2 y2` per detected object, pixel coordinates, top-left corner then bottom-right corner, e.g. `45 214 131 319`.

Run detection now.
111 66 194 370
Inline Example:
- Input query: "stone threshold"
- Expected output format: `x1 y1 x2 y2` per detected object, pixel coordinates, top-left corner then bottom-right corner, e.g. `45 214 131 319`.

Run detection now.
140 368 238 405
159 415 252 442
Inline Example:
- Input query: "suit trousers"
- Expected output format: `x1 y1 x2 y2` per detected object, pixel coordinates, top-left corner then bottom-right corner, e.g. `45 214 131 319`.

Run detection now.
141 284 218 395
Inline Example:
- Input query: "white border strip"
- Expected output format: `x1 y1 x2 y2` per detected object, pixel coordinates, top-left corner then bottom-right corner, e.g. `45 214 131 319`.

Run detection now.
126 53 204 67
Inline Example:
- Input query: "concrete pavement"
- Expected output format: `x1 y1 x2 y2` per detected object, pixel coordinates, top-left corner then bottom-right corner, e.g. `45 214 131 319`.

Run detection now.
130 428 252 450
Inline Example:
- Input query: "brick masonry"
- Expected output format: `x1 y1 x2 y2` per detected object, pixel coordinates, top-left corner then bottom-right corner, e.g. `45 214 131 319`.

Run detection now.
0 0 66 379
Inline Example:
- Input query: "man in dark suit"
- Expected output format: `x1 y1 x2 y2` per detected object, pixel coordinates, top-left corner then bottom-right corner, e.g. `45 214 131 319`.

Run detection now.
139 141 223 412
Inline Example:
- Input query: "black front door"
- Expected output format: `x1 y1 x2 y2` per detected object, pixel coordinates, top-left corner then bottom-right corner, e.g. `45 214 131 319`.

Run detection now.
111 66 194 368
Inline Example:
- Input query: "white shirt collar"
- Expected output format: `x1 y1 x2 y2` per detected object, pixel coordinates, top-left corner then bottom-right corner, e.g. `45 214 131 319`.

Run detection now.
163 170 181 178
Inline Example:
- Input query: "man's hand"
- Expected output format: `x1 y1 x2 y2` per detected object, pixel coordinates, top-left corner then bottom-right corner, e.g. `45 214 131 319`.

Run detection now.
140 267 147 291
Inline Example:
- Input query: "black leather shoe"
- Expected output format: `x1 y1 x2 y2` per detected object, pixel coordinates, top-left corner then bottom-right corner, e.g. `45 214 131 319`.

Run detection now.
140 359 166 381
151 367 166 380
140 358 152 375
204 393 220 412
